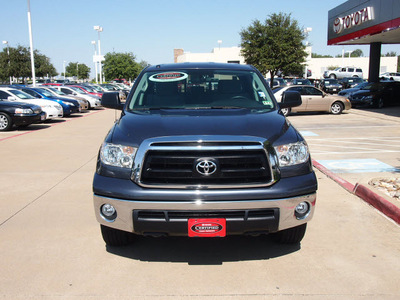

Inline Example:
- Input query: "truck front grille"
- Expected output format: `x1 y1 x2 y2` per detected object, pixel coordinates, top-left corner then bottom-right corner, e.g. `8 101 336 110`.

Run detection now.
137 141 275 188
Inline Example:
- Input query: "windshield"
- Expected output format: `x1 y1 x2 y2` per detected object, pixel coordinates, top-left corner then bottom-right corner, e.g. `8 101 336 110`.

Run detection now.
36 88 54 97
128 69 276 111
70 87 85 94
324 79 338 84
361 82 383 91
47 88 65 95
9 89 36 99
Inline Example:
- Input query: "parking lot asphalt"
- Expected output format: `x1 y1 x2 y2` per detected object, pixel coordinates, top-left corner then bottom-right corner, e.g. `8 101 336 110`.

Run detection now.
0 108 400 299
287 107 400 225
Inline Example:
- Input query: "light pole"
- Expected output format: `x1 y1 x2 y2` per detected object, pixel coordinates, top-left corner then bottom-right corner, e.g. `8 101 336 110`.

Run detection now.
345 50 353 58
94 26 103 84
63 61 66 82
303 27 312 78
2 41 11 84
27 0 36 86
218 40 222 50
91 41 98 84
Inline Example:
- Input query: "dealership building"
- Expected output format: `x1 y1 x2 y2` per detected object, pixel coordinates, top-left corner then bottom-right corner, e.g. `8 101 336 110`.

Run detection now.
175 0 399 81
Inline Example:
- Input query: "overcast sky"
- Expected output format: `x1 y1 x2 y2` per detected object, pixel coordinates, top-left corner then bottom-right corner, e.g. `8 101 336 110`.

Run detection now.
2 0 399 77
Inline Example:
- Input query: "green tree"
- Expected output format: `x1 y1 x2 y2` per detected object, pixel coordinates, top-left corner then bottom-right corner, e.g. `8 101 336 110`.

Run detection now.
65 62 91 80
240 13 307 86
351 49 363 57
102 52 141 81
382 51 396 57
0 45 57 83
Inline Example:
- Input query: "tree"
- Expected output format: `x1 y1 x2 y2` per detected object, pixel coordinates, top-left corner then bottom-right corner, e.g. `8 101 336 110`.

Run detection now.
0 45 57 83
65 62 90 80
312 53 333 58
102 52 141 81
351 49 363 57
240 13 307 86
382 51 397 57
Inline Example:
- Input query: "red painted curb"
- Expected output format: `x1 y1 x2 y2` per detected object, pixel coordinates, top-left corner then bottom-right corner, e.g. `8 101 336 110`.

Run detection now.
354 184 400 225
312 159 400 225
312 160 355 192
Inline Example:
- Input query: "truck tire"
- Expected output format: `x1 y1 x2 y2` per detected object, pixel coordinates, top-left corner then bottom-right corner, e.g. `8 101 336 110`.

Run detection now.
271 223 307 244
329 74 336 79
100 225 134 246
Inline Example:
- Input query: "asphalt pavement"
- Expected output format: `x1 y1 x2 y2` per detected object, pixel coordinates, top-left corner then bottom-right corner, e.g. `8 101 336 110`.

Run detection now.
0 107 399 299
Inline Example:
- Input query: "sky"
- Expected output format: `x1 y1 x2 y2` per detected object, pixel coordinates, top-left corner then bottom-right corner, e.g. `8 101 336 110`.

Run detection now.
1 0 400 79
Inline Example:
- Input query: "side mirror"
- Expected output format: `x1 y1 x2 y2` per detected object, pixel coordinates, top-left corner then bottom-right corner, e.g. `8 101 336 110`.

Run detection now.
7 96 17 101
101 92 124 110
279 91 302 108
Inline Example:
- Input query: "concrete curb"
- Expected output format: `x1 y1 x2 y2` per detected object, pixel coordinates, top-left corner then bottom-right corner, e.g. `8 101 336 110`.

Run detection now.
312 160 400 225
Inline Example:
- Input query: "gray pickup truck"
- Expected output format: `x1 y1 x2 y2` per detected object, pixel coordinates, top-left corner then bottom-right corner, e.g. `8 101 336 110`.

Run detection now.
93 63 317 246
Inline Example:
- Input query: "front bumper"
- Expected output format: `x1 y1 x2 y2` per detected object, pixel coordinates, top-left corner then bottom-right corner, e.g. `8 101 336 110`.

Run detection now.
94 193 316 236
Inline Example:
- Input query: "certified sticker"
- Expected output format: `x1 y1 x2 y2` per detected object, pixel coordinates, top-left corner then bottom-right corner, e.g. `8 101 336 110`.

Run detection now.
188 218 226 237
149 72 188 82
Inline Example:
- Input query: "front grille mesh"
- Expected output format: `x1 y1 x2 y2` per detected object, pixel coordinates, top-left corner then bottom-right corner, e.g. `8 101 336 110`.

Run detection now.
140 148 271 186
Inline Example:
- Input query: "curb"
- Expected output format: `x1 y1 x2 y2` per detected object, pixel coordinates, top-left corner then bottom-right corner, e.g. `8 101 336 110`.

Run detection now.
312 160 400 225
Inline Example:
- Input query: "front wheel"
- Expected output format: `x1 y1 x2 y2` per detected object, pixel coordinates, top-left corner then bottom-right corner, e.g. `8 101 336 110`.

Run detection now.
331 102 343 114
100 225 134 246
0 112 12 131
329 74 336 79
375 98 384 109
271 223 307 244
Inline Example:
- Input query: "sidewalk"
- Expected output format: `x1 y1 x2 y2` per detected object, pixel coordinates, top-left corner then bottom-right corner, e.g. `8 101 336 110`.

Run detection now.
312 107 400 225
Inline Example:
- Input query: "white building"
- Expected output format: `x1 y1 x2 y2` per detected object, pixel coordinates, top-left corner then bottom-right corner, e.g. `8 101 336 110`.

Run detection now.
174 47 397 79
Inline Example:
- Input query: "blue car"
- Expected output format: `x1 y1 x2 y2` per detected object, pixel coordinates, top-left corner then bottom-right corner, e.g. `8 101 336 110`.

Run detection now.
19 87 81 116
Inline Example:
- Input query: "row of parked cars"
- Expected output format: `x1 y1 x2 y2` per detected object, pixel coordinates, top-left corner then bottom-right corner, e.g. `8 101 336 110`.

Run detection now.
271 78 400 116
0 82 130 131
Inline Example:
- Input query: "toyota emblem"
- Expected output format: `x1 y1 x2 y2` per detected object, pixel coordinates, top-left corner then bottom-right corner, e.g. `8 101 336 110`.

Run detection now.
196 160 217 176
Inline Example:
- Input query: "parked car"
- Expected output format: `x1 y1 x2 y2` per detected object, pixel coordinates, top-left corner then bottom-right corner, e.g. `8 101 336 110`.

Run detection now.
273 85 351 115
93 62 317 246
53 86 101 109
40 87 89 110
338 82 370 98
380 72 400 82
319 79 343 94
324 67 363 79
291 78 312 85
349 81 400 108
70 85 102 98
339 77 364 89
0 100 45 131
18 87 81 116
265 78 287 88
0 87 63 119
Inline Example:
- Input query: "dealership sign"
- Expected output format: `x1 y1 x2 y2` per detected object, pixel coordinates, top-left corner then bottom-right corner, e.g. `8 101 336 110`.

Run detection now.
333 7 374 34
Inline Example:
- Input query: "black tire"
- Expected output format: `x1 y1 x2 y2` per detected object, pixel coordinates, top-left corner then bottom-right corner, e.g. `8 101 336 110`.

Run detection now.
281 107 291 116
271 223 307 244
330 102 343 114
329 74 336 79
100 225 134 246
0 112 13 131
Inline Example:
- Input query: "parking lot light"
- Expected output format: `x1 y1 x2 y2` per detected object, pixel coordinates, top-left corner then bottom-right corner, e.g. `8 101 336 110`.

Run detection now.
94 26 103 84
91 41 98 84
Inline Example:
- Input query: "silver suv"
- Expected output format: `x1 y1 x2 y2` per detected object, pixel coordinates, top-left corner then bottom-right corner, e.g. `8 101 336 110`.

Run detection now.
324 67 363 79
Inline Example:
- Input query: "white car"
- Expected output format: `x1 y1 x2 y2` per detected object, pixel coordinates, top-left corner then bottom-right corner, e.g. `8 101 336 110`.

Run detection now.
53 86 101 109
0 87 63 120
380 72 400 81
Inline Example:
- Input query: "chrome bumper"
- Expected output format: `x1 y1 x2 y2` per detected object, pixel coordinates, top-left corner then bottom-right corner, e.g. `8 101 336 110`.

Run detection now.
93 193 316 234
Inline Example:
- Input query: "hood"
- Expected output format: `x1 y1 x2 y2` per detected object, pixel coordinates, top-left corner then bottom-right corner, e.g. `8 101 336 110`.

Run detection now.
350 89 372 99
108 109 300 146
0 100 37 109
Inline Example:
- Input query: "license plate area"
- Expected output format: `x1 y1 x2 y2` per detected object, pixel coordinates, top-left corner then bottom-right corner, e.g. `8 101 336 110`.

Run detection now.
188 218 226 237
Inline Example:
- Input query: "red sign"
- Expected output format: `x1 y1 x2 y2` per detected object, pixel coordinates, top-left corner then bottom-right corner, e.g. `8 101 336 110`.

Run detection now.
188 218 226 237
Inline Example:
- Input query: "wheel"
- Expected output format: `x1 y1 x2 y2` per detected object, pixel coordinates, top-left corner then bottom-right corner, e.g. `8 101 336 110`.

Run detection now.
271 223 307 244
330 102 343 114
329 74 336 79
375 98 384 109
100 225 134 246
87 101 92 110
281 107 291 116
0 112 12 131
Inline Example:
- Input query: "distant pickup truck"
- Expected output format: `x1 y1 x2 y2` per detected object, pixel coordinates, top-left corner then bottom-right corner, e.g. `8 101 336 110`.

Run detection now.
324 67 363 79
93 62 317 247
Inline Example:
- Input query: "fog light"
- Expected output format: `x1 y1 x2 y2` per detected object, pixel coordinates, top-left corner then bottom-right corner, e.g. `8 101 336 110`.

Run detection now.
101 204 117 221
295 202 310 219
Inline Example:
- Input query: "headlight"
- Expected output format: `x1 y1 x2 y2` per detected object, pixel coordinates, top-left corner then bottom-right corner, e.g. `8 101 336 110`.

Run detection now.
65 102 74 106
55 104 62 109
363 95 373 101
100 143 137 168
15 108 34 115
274 141 309 167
